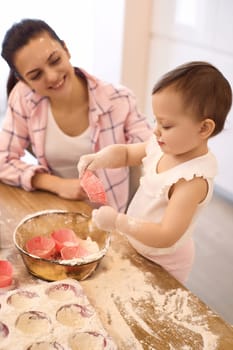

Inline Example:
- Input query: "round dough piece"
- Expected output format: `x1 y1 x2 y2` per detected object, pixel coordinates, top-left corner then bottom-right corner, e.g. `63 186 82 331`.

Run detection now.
15 311 51 335
56 303 94 328
27 341 64 350
46 283 79 301
7 290 39 309
0 321 9 339
69 331 106 350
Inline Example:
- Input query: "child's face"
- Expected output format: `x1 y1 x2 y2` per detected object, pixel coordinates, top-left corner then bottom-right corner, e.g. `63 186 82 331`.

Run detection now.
152 87 205 157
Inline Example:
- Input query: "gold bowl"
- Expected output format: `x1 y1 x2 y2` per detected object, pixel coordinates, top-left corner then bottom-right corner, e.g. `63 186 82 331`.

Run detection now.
13 210 110 281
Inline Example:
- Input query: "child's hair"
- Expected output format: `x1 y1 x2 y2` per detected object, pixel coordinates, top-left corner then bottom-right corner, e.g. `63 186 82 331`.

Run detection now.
1 18 63 96
152 61 232 136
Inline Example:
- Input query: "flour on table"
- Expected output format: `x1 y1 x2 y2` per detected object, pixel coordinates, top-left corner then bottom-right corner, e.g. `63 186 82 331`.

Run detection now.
0 279 117 350
82 240 219 350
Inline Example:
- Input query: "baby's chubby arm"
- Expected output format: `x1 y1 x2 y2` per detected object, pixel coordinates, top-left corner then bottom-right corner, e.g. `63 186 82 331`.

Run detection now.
92 177 208 248
77 142 147 177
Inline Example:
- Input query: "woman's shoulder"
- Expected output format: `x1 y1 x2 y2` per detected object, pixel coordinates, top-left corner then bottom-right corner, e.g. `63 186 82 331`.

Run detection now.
9 81 35 101
8 81 46 110
9 81 31 98
78 67 134 98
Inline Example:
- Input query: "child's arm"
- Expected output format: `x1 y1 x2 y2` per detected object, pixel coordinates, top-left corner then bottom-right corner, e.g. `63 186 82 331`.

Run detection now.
78 142 147 177
93 177 208 248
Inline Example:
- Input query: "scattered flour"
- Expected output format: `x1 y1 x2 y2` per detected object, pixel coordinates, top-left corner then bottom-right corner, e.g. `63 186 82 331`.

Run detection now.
82 241 219 350
1 233 222 349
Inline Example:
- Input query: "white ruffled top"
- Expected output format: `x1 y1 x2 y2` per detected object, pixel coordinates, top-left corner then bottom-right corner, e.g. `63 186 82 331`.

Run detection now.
126 135 218 257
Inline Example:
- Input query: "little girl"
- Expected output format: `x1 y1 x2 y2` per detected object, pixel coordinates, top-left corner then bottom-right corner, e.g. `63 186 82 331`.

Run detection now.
78 61 232 284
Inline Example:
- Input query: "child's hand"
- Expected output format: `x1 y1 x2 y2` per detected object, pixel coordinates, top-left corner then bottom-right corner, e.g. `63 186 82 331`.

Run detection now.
78 145 123 178
92 206 118 231
78 154 97 178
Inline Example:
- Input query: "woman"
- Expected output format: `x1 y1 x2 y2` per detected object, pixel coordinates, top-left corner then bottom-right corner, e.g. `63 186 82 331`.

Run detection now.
0 19 152 212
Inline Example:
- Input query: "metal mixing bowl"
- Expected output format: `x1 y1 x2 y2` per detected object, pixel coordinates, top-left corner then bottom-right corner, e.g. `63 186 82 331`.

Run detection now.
13 210 110 281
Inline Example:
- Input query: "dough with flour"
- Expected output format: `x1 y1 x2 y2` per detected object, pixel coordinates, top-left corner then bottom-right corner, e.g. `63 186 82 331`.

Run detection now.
69 331 106 350
15 311 51 335
56 303 94 328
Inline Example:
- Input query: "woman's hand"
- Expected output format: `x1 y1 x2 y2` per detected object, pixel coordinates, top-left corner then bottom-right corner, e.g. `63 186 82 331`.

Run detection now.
55 178 88 200
32 173 88 200
92 206 119 231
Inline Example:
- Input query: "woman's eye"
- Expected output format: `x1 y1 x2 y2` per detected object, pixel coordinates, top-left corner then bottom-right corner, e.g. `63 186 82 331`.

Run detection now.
30 72 42 80
51 57 61 65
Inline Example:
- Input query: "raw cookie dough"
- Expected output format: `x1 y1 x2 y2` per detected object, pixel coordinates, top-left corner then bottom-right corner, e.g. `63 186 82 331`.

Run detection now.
27 341 64 350
46 283 79 301
7 290 39 309
69 331 106 350
56 303 94 328
15 311 51 335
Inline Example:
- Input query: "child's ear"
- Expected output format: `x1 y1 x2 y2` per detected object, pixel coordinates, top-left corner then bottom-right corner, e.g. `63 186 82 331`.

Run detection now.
200 118 215 138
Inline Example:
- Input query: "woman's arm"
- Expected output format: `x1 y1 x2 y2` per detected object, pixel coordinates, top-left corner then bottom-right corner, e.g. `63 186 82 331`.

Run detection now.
0 88 87 200
31 173 88 200
0 83 47 190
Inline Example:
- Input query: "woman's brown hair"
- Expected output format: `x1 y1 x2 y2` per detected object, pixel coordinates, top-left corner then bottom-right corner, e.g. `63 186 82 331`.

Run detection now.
1 18 63 96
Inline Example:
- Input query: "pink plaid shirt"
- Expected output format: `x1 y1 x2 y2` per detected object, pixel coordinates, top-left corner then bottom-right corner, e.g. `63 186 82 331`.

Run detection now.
0 68 152 212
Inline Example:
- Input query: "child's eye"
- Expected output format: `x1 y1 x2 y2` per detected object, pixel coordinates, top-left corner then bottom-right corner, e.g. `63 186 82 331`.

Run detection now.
162 125 171 130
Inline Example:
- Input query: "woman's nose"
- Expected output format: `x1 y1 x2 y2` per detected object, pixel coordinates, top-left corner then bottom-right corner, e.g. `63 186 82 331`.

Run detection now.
44 68 58 83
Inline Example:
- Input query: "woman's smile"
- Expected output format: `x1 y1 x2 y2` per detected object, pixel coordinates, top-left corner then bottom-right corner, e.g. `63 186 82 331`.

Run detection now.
49 76 66 90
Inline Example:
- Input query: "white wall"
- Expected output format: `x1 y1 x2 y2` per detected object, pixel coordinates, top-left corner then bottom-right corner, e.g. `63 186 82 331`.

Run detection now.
92 0 125 84
145 0 233 197
0 0 125 117
120 0 153 112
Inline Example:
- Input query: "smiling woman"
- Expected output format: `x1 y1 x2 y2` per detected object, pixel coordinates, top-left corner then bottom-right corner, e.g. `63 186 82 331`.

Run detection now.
0 0 126 120
0 17 152 212
0 1 97 118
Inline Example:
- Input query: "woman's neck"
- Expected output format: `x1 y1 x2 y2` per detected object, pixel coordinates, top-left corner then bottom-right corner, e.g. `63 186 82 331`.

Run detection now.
49 75 89 136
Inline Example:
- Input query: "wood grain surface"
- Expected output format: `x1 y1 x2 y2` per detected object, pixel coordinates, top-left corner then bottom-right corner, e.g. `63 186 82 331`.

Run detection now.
0 182 233 349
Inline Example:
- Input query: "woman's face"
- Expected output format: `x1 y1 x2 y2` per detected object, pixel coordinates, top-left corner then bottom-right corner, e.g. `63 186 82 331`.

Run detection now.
13 32 75 99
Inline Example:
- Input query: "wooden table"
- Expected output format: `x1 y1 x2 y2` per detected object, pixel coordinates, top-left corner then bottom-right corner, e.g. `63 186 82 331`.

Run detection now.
0 182 233 349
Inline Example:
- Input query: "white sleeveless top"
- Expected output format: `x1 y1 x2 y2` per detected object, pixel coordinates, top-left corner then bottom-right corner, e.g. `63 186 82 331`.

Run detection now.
45 106 92 178
127 135 218 257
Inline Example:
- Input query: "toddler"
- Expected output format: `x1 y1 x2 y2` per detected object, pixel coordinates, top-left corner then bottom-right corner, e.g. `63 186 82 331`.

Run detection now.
78 61 232 283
